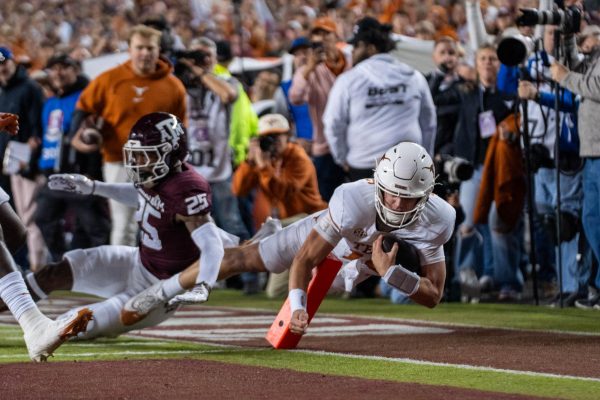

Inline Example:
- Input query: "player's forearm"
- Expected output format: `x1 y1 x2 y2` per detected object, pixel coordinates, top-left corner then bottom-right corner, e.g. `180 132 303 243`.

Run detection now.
410 277 444 308
93 181 138 207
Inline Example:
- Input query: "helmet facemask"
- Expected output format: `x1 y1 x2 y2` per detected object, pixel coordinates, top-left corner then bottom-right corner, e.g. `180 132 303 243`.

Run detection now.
123 140 172 187
374 181 429 229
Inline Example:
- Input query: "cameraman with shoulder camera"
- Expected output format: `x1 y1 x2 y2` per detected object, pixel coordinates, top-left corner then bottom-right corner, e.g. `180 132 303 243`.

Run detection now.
232 113 326 227
549 21 600 309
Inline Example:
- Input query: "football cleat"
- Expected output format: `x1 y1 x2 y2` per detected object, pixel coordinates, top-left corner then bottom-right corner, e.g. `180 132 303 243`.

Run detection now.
121 281 168 326
168 282 211 306
24 308 93 362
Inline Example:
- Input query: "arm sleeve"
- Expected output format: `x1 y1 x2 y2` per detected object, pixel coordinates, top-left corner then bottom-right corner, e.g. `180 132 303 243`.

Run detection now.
466 0 494 53
289 67 310 105
538 90 578 113
417 74 437 156
313 185 345 246
322 78 350 166
93 181 138 207
191 222 225 286
561 67 600 103
76 76 105 114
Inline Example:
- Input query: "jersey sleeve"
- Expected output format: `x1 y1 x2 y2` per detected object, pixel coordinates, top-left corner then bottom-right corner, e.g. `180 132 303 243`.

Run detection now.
171 175 213 217
313 185 345 246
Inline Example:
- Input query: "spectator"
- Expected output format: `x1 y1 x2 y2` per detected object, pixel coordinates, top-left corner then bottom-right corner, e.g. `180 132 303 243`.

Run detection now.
280 37 313 154
183 36 254 292
289 16 350 202
34 54 110 262
71 24 186 246
453 43 520 302
0 46 47 271
323 17 436 181
426 36 464 155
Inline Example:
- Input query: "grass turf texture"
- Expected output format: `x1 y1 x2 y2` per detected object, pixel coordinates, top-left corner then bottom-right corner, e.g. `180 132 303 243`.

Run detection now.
1 290 598 400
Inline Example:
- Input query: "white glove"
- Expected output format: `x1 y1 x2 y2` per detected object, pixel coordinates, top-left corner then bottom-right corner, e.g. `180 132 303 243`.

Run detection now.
168 282 211 306
48 174 95 195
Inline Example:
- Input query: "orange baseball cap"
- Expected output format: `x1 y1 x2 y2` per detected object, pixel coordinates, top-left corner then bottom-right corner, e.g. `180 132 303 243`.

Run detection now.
311 17 337 34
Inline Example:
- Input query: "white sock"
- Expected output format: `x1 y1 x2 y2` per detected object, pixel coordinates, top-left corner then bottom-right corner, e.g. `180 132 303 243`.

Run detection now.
162 274 184 298
0 272 48 332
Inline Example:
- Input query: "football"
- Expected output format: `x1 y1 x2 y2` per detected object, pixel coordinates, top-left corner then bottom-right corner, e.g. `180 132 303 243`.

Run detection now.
381 235 421 275
80 128 103 145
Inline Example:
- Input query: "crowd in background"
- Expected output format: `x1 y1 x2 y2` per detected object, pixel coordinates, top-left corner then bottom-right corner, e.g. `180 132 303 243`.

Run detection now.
1 0 600 308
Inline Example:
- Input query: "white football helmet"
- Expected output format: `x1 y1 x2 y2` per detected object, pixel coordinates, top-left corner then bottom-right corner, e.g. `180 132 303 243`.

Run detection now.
374 142 435 229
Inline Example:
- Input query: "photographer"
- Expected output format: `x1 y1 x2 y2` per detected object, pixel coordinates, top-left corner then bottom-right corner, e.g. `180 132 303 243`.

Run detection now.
232 114 326 227
181 37 249 242
550 28 600 309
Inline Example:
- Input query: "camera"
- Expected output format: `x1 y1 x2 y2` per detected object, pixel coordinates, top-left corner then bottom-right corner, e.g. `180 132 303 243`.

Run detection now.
173 49 212 87
433 154 474 197
258 134 279 156
516 5 582 35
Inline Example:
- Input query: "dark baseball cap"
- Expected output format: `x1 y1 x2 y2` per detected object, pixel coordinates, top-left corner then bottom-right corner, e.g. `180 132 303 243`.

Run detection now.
289 37 310 54
347 17 387 45
46 54 81 69
0 47 13 63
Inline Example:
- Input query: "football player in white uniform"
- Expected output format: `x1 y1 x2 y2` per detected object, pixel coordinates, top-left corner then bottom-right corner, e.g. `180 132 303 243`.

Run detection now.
124 142 456 335
0 112 92 361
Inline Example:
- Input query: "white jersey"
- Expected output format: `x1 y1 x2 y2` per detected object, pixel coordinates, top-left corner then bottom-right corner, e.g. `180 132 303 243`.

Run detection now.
317 179 455 266
323 53 436 169
0 186 9 205
186 77 238 183
259 179 455 291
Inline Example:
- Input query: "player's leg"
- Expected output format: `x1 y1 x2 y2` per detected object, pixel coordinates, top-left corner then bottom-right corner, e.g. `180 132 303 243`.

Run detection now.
65 256 176 339
0 202 27 255
31 245 135 300
0 226 92 361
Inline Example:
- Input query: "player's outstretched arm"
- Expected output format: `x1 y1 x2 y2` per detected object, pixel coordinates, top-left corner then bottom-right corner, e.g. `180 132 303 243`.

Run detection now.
48 174 138 207
372 235 445 308
289 229 335 335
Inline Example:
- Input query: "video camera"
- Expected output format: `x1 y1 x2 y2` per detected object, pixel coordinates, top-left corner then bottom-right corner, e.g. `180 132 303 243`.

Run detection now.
173 49 212 87
433 154 474 197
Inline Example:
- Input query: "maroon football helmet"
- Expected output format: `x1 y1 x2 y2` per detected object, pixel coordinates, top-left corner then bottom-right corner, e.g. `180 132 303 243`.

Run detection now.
123 112 188 186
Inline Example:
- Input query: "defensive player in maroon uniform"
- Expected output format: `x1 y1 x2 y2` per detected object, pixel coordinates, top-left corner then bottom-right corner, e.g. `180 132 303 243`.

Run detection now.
22 112 233 339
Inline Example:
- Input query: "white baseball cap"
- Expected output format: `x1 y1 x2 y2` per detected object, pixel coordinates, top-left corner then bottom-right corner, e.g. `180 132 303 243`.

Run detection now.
257 114 290 136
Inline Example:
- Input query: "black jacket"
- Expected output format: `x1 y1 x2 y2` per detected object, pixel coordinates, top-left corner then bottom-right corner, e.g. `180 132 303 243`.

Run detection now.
0 65 45 179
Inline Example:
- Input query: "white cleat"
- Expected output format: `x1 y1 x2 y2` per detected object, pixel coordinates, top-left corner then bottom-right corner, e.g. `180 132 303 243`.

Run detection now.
121 281 168 326
168 282 211 306
24 308 93 362
247 217 282 245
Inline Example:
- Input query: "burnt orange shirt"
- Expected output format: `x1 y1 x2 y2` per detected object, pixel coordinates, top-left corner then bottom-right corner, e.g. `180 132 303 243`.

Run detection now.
232 142 327 226
76 58 186 162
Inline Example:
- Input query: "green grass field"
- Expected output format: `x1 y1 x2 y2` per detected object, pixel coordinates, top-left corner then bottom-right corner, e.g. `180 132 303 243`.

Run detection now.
1 290 599 400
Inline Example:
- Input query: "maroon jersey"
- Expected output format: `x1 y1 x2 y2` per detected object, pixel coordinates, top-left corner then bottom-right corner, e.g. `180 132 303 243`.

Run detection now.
136 163 212 279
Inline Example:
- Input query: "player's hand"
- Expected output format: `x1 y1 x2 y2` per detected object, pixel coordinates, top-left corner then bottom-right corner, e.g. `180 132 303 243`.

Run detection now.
371 235 398 276
290 309 309 335
0 113 18 136
48 174 94 195
168 282 211 306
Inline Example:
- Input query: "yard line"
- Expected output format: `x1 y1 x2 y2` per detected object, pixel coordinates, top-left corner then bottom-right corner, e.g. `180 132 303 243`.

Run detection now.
294 349 600 382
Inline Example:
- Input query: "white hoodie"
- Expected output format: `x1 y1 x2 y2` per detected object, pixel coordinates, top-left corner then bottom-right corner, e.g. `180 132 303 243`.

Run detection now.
323 53 436 169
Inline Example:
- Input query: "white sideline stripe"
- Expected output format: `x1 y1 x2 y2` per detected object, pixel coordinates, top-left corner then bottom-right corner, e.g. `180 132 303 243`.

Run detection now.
0 349 232 359
138 324 451 341
294 349 600 383
156 316 348 327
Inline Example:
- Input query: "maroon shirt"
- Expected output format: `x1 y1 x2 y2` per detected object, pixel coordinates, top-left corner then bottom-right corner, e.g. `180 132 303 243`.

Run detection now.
136 163 212 279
